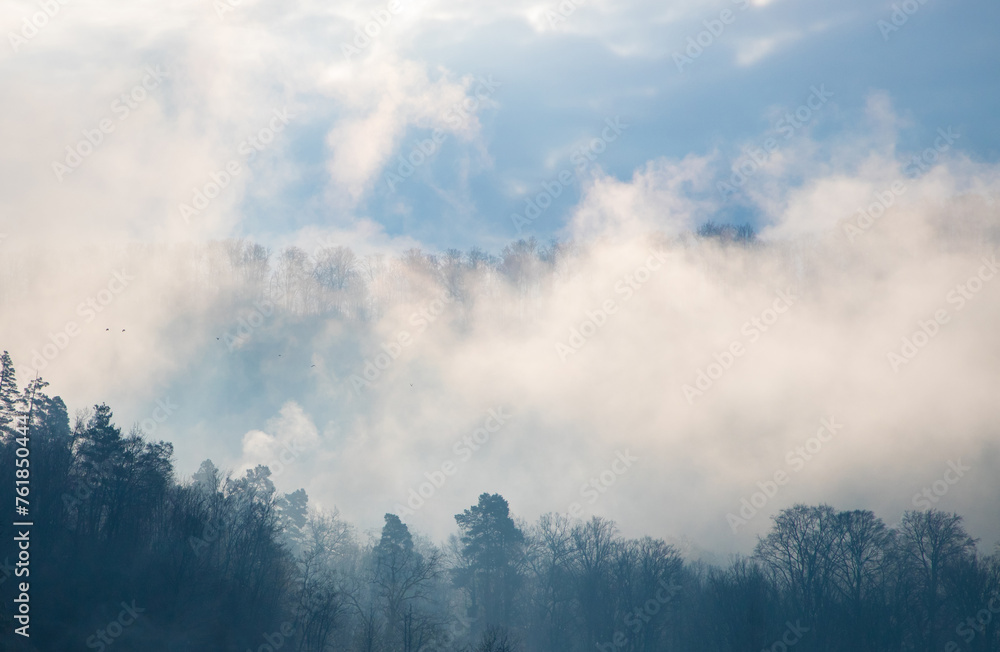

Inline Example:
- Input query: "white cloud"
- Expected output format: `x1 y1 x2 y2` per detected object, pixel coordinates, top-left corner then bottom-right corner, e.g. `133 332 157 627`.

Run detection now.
321 56 491 205
237 401 321 479
2 0 998 559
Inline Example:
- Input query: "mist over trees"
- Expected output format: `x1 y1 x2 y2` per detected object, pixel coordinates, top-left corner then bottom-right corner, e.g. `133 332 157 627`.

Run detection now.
1 350 998 652
0 226 764 332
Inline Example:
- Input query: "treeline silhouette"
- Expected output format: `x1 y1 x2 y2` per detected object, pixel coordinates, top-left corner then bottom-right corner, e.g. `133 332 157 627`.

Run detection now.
218 225 757 321
0 226 760 328
1 351 998 652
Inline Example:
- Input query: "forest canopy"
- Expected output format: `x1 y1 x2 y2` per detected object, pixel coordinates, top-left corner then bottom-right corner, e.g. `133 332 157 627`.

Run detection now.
1 350 998 652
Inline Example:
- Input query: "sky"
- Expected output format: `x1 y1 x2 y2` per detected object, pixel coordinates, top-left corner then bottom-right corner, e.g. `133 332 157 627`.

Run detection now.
1 0 999 557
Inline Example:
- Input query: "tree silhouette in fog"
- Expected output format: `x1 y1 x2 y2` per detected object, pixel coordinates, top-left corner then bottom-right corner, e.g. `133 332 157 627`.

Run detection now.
1 352 998 651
